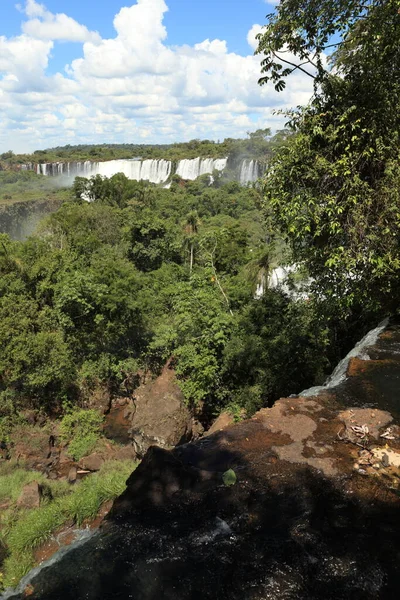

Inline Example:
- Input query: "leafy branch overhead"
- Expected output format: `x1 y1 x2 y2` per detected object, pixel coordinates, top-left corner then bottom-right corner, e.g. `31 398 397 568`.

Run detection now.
255 0 383 91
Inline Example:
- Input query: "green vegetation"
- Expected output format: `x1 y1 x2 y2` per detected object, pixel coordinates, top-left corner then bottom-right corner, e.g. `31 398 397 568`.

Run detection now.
0 169 334 422
256 0 400 322
0 129 278 167
59 409 104 461
0 460 136 590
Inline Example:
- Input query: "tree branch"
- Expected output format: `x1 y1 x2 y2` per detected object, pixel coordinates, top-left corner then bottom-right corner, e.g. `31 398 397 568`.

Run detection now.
272 51 316 79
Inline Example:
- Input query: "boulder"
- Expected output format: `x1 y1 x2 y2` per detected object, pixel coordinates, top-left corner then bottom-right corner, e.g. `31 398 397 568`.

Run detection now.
17 481 41 509
128 363 193 457
68 466 77 483
205 411 235 436
80 453 104 472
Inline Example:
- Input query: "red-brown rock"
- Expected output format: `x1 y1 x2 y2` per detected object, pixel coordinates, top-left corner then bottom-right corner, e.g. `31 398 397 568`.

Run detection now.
17 481 41 509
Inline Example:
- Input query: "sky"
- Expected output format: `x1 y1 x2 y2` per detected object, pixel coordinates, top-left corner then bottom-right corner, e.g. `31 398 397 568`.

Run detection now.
0 0 315 154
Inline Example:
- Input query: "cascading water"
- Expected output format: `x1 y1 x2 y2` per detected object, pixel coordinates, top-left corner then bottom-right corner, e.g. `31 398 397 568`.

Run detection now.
28 157 261 185
35 159 172 184
175 157 228 180
239 159 259 184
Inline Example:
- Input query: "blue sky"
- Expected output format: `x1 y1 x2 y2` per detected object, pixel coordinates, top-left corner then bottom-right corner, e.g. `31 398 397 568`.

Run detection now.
0 0 313 153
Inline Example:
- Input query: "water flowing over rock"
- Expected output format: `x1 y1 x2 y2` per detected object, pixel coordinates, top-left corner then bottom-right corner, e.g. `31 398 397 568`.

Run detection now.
175 157 227 180
6 319 400 600
239 159 259 184
28 156 262 185
36 159 172 184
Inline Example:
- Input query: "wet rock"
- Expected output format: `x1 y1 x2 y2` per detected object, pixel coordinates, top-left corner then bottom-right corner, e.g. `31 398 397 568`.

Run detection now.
128 363 193 457
17 481 41 509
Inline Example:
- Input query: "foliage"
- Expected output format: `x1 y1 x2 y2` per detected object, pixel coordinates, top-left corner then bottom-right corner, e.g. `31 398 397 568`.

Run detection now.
59 408 104 460
258 0 400 317
222 469 237 486
0 170 71 206
0 165 337 419
221 291 329 414
256 0 379 91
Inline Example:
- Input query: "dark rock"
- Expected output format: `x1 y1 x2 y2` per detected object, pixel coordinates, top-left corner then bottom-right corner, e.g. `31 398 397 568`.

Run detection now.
6 321 400 600
17 481 41 509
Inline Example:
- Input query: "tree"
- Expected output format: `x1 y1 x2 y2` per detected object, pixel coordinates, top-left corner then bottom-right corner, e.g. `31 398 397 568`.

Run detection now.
184 211 200 274
258 0 400 315
256 0 379 91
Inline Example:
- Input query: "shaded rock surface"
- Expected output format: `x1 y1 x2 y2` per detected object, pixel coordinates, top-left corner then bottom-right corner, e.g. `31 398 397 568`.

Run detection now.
5 321 400 600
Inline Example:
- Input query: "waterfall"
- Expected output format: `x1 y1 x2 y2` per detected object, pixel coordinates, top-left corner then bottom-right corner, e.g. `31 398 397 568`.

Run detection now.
32 159 173 184
239 159 259 184
26 156 266 185
301 318 390 397
176 157 228 180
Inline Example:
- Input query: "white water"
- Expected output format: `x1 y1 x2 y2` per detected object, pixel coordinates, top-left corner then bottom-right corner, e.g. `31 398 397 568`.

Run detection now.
239 159 259 184
31 156 262 185
2 529 97 599
255 265 304 299
175 157 228 180
301 318 390 397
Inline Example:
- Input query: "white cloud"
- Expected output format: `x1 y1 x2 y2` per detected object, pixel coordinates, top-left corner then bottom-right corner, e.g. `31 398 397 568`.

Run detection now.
247 24 263 52
0 0 315 153
21 0 101 43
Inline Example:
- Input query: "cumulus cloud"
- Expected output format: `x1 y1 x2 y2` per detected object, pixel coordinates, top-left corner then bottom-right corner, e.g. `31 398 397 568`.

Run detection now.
0 0 314 153
247 24 263 52
21 0 101 43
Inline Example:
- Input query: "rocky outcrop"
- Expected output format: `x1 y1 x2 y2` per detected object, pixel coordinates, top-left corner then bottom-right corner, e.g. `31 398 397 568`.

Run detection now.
127 364 193 458
6 320 400 600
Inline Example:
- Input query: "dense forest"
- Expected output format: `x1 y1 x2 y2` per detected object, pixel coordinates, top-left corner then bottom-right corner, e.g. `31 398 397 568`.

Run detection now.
0 171 332 428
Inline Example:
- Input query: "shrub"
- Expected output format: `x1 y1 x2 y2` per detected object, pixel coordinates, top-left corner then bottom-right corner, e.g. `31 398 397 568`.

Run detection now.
59 409 104 460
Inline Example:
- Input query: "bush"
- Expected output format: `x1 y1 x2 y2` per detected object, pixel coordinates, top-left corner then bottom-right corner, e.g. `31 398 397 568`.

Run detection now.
59 409 104 460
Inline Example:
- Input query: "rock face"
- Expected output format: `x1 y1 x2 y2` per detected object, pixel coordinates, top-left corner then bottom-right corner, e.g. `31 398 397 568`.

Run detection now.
127 364 193 457
6 320 400 600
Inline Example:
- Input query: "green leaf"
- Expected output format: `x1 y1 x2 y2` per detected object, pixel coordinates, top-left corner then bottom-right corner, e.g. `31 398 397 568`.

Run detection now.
222 469 237 487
